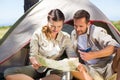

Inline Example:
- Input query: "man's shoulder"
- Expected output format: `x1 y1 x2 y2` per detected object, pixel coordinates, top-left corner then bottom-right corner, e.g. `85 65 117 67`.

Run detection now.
89 25 108 40
91 25 107 34
71 29 76 35
91 25 106 31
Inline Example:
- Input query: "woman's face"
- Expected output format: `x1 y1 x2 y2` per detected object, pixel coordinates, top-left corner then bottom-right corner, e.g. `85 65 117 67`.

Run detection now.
48 20 63 34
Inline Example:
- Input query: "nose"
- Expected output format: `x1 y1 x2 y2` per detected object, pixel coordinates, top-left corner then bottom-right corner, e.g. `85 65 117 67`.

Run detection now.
76 27 80 31
53 26 57 30
53 26 57 31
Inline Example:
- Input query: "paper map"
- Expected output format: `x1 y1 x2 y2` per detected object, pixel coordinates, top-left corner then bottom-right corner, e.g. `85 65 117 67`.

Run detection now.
35 55 79 71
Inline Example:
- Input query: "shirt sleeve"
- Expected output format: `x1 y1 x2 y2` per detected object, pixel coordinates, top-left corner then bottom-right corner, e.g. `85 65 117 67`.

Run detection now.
29 30 40 57
71 30 77 52
93 27 120 47
64 34 77 58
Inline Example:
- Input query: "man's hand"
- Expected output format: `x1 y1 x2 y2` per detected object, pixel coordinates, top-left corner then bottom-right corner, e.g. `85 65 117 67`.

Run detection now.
78 50 95 61
29 56 42 69
77 63 86 72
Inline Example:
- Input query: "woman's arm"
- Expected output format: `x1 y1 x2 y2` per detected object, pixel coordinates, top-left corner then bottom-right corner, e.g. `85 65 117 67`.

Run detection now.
65 35 77 58
29 31 42 69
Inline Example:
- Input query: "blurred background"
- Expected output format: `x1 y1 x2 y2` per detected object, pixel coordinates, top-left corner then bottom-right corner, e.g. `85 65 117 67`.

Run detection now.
0 0 120 39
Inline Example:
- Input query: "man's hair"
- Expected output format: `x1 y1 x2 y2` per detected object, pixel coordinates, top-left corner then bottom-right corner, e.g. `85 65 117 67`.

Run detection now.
73 10 90 23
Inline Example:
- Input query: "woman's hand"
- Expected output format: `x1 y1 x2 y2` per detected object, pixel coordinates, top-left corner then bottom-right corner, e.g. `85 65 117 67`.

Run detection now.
29 56 42 69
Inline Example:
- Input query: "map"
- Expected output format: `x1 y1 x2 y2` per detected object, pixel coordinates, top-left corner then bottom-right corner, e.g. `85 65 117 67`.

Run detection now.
35 55 79 71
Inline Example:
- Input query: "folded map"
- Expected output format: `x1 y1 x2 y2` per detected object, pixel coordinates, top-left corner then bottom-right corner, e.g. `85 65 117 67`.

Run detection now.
35 55 79 71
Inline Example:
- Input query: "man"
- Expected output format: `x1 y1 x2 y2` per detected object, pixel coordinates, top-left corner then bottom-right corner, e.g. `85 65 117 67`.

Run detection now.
71 10 120 80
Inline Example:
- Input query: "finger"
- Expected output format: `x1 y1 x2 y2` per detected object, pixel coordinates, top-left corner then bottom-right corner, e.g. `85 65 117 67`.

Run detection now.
80 55 86 61
80 53 85 57
77 64 83 72
33 62 41 67
32 65 38 69
78 50 82 53
82 57 88 61
77 66 81 72
79 54 83 58
80 52 85 55
81 57 85 61
32 63 41 69
80 54 83 57
79 50 86 54
32 65 39 69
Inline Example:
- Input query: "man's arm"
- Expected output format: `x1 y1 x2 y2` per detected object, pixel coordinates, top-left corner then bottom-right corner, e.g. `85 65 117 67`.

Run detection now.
80 26 119 61
79 45 115 61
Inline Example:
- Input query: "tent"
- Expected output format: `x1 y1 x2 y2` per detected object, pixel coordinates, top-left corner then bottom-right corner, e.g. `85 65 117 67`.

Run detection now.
0 0 120 79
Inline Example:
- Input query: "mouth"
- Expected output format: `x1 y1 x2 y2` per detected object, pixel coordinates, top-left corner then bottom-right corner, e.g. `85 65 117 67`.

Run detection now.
77 31 82 35
52 30 58 33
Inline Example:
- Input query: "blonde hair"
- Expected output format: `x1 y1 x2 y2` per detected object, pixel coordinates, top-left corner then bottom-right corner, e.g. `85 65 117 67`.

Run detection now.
42 25 52 40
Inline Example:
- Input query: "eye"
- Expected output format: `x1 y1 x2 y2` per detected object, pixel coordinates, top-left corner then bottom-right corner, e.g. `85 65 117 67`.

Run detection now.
48 22 54 27
58 26 62 28
79 25 83 27
50 25 55 28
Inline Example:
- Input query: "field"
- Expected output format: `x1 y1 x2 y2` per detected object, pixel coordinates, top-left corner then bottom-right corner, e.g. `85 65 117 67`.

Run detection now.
112 21 120 31
0 21 120 39
0 26 10 39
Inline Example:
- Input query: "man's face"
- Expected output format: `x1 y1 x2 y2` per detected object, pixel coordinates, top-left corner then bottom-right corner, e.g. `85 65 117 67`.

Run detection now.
74 17 90 35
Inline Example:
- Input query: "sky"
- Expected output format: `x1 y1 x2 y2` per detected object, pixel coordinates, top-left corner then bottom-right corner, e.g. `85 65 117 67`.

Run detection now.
0 0 120 26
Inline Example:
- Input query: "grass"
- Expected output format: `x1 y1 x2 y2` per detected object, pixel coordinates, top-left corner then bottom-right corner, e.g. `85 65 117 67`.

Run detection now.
115 25 120 31
0 26 10 39
112 21 120 31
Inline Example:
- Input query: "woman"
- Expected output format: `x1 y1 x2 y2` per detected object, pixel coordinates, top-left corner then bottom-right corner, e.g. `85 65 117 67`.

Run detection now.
4 9 77 80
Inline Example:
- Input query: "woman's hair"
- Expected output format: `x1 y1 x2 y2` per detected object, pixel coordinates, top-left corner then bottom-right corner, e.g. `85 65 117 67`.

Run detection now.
42 9 65 39
47 9 65 21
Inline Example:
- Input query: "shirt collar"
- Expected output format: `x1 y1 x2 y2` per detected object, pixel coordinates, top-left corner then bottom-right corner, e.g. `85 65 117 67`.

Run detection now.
56 31 63 41
86 25 91 35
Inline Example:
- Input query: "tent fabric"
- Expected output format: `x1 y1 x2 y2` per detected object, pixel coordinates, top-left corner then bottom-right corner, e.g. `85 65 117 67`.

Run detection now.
0 0 120 72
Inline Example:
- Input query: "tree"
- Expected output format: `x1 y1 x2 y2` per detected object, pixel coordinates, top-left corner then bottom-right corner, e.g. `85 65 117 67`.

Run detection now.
24 0 39 12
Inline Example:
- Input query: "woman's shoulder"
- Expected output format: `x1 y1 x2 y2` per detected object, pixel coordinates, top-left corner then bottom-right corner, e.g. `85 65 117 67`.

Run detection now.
33 27 43 35
60 31 70 38
31 27 44 39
